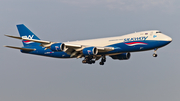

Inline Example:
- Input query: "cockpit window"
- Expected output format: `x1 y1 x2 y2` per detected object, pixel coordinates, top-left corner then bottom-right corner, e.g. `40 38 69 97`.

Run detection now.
156 31 162 33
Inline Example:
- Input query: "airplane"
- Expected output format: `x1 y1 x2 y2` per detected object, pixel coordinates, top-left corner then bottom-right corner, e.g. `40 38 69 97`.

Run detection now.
4 24 172 65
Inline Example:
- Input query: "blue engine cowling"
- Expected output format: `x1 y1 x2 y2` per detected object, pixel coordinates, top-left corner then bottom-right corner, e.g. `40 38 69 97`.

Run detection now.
110 53 131 60
82 47 98 56
50 43 65 51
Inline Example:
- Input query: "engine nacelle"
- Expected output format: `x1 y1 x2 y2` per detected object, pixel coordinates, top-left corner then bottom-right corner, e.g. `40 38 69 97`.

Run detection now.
50 43 65 51
110 53 131 60
82 47 98 56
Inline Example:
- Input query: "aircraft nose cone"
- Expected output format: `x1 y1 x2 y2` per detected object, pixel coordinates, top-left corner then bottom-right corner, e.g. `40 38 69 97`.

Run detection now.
163 34 172 42
166 36 172 42
163 35 172 46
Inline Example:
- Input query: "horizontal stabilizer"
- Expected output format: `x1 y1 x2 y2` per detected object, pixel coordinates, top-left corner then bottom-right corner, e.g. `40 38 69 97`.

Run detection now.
5 35 51 44
4 46 36 51
5 34 23 39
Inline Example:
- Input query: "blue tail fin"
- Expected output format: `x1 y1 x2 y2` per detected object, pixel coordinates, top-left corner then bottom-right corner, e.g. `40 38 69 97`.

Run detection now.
17 24 41 47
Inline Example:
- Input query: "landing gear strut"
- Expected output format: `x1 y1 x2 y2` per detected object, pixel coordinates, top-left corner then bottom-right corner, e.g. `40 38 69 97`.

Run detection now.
99 55 106 65
153 48 158 57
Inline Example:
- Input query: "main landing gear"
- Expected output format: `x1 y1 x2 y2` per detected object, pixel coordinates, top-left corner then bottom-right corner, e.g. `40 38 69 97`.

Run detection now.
99 55 106 65
82 55 107 65
153 48 158 57
82 56 95 64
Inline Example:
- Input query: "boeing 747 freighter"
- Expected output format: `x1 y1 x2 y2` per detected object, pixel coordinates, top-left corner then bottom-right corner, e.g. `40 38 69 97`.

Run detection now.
5 24 172 65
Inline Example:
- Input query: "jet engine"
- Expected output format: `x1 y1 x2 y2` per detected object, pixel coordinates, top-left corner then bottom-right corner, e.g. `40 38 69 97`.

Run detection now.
110 53 131 60
50 43 65 51
82 47 98 56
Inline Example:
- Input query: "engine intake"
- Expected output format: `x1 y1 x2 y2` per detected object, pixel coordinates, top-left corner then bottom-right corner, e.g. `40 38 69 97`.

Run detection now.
82 47 98 56
111 53 131 60
51 43 65 51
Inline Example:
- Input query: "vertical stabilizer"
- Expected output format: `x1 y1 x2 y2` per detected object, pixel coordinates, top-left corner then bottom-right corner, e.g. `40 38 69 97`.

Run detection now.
17 24 41 47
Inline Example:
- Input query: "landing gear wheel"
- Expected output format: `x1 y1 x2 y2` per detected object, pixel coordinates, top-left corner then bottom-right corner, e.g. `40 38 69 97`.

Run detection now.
102 59 106 62
82 56 96 64
88 62 92 64
153 53 157 57
99 55 106 65
91 60 95 64
82 60 87 63
99 62 104 65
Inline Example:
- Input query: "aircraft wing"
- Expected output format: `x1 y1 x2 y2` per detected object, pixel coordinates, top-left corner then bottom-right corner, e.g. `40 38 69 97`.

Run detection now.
63 43 115 58
64 43 114 51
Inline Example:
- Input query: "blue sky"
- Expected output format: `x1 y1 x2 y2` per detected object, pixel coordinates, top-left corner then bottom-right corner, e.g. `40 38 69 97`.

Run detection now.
1 0 180 101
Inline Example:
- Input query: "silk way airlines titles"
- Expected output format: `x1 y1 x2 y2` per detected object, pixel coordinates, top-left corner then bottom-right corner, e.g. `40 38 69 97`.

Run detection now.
124 36 148 42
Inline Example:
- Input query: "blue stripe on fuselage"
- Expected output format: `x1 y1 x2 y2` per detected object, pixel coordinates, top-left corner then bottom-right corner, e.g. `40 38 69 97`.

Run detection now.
20 40 171 58
21 46 71 58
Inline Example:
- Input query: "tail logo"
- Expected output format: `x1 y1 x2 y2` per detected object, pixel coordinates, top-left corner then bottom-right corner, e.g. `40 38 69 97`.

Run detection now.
22 35 34 44
22 35 34 39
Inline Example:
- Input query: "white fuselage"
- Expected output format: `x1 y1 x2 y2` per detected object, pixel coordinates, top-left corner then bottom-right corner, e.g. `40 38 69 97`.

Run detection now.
64 30 172 47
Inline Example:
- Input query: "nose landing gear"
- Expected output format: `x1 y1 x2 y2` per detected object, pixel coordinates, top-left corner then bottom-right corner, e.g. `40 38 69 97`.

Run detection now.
153 48 158 57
